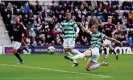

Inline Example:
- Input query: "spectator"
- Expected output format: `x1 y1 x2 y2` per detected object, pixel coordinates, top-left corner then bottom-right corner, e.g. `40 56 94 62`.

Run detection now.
1 1 133 46
28 10 33 18
114 26 127 46
24 2 30 13
7 2 13 11
128 37 133 46
81 36 89 45
128 29 133 46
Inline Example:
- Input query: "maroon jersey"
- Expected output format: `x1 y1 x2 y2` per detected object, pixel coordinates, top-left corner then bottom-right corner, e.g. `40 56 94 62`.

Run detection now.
102 23 116 37
13 23 27 42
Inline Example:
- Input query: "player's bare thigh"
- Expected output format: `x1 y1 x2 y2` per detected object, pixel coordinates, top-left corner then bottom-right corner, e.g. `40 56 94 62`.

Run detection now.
83 49 92 57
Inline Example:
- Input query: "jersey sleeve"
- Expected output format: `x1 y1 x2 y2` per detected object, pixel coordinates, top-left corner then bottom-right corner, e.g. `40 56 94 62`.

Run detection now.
101 33 106 39
73 21 78 28
20 24 28 37
73 21 79 34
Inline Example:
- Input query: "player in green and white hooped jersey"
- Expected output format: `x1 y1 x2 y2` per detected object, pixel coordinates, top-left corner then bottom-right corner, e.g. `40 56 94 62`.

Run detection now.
61 12 81 67
71 23 122 71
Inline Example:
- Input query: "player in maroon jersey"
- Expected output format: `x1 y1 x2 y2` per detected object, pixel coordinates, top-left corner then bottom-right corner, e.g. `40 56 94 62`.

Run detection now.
12 16 28 64
102 18 119 60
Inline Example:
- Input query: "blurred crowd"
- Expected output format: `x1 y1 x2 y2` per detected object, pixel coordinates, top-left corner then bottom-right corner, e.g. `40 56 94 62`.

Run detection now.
0 1 133 46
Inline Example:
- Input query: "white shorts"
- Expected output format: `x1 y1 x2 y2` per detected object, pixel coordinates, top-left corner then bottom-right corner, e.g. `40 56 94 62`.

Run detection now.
12 41 21 50
103 39 111 45
63 38 75 48
89 47 100 63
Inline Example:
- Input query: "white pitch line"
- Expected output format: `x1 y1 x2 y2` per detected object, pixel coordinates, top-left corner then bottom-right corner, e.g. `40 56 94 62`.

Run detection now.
0 64 112 78
0 77 93 80
0 78 34 80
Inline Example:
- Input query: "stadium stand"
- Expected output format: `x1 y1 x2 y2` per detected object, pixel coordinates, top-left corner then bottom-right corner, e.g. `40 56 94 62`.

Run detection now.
0 16 11 45
0 1 133 46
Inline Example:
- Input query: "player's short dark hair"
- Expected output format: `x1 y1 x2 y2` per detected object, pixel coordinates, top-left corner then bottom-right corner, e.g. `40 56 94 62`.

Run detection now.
65 12 71 15
89 18 99 27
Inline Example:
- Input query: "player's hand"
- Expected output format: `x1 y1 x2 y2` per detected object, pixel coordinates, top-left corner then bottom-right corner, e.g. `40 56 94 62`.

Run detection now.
77 22 83 28
117 41 123 46
77 22 80 25
120 42 123 46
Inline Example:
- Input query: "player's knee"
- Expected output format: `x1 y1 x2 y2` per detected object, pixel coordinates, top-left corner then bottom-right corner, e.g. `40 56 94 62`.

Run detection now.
64 48 67 51
64 48 72 52
64 48 69 52
12 48 17 53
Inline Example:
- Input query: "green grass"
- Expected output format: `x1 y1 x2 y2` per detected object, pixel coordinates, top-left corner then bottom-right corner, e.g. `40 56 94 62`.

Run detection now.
0 54 132 80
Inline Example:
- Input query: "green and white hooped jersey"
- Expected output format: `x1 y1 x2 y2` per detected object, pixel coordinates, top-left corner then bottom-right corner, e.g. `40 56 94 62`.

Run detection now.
90 32 106 48
61 20 77 39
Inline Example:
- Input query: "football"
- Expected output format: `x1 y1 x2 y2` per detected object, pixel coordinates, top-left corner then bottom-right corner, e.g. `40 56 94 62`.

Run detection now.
47 46 55 54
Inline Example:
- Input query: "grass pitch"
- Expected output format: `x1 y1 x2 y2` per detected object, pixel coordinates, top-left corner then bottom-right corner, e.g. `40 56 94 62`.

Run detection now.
0 54 132 80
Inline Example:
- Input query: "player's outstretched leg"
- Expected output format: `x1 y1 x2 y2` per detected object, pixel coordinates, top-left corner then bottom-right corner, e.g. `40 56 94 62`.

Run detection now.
70 49 92 66
86 61 108 71
72 52 85 60
64 48 78 67
71 49 82 55
13 48 23 64
86 48 109 71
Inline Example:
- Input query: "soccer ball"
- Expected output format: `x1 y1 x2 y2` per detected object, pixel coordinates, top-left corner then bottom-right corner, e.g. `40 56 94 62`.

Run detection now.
47 46 55 54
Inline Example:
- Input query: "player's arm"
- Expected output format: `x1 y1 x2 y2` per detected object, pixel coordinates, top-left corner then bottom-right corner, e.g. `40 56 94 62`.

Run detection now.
21 23 29 37
21 37 27 46
75 26 79 35
21 23 28 46
101 33 122 45
105 36 122 45
112 29 117 35
111 24 117 35
74 22 79 37
111 24 117 37
78 22 92 34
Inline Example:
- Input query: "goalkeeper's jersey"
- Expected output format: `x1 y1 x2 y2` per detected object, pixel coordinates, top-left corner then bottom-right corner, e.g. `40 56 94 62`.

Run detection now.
61 19 77 39
90 32 106 48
